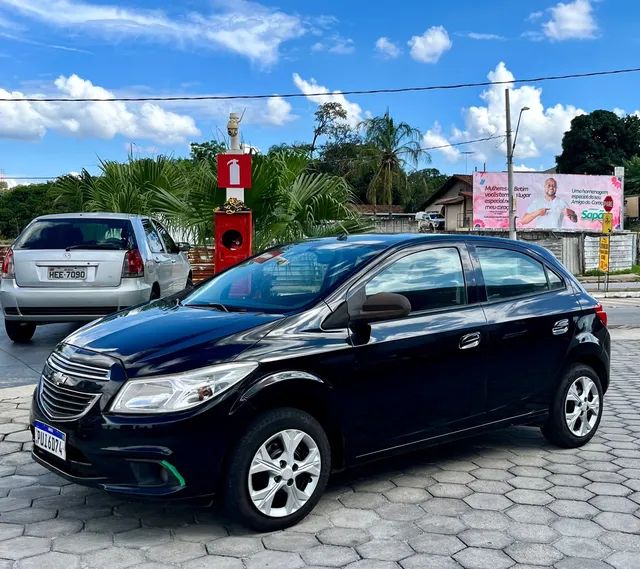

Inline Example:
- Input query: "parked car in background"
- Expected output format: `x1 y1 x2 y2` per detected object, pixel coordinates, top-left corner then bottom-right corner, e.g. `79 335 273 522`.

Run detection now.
1 213 191 342
415 211 445 231
29 234 609 531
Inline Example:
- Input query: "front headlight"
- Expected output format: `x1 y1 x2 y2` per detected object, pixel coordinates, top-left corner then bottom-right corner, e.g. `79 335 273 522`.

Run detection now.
110 362 258 414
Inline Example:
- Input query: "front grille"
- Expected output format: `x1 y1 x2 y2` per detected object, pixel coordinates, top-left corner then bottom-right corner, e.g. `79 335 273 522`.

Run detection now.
48 351 110 382
4 308 18 315
19 307 118 316
38 374 100 421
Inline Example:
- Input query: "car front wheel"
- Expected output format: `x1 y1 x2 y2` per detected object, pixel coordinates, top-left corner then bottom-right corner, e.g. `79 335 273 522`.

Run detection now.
541 364 603 448
223 408 331 531
5 320 36 343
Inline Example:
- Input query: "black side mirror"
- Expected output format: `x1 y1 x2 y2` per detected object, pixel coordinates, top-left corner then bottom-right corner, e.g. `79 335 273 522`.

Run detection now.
350 292 411 324
177 242 191 252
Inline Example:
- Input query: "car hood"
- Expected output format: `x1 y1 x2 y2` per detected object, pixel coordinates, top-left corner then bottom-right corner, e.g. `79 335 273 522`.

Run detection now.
64 300 284 378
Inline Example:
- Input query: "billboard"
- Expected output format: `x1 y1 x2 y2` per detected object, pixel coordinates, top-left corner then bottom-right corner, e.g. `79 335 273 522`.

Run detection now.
472 172 624 231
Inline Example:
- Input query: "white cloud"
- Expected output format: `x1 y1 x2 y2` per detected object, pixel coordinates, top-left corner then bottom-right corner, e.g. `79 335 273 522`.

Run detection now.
408 26 452 63
292 73 363 128
542 0 598 40
1 0 304 66
0 74 200 143
528 11 544 22
375 37 401 58
467 32 505 41
260 97 296 126
312 35 355 55
422 122 462 162
423 62 586 166
513 164 538 172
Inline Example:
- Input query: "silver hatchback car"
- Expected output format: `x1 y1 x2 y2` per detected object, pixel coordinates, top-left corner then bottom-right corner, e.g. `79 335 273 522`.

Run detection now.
1 213 192 342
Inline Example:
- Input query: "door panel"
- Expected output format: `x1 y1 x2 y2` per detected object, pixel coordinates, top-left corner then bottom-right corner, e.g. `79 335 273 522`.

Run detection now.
153 221 187 293
341 244 489 457
142 220 172 296
473 246 581 418
345 305 489 457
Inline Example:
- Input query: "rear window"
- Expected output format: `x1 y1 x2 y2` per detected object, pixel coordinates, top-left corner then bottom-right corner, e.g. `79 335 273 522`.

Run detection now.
15 219 136 251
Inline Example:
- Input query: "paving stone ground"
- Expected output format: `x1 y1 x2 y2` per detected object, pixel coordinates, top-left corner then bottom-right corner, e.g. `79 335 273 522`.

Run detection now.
0 334 639 568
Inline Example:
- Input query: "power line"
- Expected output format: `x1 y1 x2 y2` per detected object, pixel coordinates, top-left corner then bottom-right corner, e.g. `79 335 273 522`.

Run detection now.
2 134 507 180
1 67 639 103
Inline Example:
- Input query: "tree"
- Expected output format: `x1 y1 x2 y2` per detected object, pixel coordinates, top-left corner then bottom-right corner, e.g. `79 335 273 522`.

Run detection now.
556 110 640 174
403 168 449 212
624 156 640 196
190 139 227 162
0 181 8 191
359 111 429 212
310 102 355 156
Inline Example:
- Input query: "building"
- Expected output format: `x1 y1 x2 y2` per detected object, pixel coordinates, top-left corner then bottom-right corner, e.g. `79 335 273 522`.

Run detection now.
420 175 473 231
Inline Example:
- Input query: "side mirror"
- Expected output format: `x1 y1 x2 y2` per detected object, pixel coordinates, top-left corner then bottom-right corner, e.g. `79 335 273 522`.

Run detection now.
177 242 191 252
350 292 411 324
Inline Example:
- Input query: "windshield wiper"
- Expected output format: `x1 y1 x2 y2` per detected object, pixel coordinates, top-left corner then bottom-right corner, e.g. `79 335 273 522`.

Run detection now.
186 302 229 312
65 244 122 251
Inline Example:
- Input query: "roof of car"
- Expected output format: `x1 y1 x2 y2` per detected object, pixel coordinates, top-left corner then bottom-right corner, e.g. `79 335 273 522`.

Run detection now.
306 233 559 262
34 212 148 221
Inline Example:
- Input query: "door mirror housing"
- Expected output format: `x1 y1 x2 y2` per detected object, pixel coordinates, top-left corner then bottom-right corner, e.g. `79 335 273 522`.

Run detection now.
177 242 191 252
350 292 411 324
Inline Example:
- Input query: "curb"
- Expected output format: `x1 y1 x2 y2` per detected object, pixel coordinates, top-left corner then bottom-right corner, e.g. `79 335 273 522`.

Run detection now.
593 291 640 298
0 385 35 398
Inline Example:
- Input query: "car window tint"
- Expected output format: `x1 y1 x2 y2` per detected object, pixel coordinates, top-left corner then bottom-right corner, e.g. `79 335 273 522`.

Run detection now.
154 221 178 254
15 219 135 250
477 247 549 300
142 220 165 253
365 247 466 312
547 268 564 290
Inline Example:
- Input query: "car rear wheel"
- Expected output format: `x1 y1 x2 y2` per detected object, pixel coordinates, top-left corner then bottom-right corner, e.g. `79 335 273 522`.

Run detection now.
223 408 331 531
5 321 36 343
541 364 603 448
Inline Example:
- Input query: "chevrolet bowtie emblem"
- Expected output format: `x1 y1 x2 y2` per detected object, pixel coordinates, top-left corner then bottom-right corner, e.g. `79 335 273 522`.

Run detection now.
52 371 70 386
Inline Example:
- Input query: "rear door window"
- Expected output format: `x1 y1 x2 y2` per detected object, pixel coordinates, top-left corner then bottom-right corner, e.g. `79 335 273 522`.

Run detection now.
142 220 165 253
477 247 551 301
15 219 135 250
153 221 179 254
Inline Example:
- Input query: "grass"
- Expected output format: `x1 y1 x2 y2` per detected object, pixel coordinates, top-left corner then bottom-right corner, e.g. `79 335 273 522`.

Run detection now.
583 264 640 277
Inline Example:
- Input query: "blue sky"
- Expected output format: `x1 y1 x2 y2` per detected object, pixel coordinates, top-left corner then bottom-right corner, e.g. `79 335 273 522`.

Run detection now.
0 0 639 185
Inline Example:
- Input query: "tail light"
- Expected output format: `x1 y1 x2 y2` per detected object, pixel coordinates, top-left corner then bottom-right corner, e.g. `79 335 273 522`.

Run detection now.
122 249 144 278
594 303 608 327
2 248 14 279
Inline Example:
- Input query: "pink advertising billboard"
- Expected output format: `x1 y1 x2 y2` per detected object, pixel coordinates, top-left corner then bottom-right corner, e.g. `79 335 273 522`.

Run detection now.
472 172 624 231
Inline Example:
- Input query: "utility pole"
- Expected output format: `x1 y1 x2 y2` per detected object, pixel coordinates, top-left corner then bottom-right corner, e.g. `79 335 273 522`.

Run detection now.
505 88 516 240
226 112 244 202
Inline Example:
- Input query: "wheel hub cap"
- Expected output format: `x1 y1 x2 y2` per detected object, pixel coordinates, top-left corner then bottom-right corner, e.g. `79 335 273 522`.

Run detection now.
564 375 600 437
247 428 322 518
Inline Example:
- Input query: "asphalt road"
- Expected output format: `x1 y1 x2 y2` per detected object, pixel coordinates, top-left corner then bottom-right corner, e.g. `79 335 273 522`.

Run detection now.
0 301 637 389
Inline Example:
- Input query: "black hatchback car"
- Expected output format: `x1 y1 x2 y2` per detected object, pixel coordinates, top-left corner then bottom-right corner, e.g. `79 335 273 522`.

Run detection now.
30 234 610 530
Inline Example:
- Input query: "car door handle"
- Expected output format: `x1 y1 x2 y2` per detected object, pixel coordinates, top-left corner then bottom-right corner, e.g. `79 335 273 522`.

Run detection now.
552 319 570 335
460 332 481 350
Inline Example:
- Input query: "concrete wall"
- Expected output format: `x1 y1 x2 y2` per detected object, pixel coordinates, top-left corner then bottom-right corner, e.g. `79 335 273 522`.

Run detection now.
584 233 638 271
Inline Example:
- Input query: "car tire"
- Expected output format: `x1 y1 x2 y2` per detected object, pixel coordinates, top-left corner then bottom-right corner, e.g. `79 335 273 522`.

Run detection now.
149 285 161 301
5 321 36 343
222 408 331 531
541 364 603 448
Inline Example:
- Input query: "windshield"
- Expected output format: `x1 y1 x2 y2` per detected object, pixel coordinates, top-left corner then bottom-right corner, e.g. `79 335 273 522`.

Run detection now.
184 240 385 313
15 219 136 251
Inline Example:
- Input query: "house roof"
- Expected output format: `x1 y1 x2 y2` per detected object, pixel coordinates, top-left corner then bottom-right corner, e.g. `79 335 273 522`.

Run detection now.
354 204 405 214
420 174 472 210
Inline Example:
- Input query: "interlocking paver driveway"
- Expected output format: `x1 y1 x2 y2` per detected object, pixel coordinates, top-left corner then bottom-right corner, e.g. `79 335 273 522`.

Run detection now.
0 333 638 569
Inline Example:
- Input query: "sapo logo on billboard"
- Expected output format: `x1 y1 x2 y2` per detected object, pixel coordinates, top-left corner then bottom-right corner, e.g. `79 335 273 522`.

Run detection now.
472 173 624 232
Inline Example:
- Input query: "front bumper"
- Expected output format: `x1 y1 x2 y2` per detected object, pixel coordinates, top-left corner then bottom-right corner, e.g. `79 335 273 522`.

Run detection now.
1 278 152 322
29 386 236 500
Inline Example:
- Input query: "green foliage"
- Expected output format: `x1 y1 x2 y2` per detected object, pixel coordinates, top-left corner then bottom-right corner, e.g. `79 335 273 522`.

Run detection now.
403 168 449 212
623 155 640 196
556 110 640 174
359 111 430 211
190 139 227 162
0 182 74 240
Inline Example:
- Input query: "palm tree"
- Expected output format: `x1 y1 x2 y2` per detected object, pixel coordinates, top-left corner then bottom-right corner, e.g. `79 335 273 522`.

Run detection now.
53 151 370 252
359 111 429 213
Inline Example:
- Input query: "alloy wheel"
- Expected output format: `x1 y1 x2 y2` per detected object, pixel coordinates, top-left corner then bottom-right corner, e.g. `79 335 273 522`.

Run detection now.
248 429 321 518
564 375 600 437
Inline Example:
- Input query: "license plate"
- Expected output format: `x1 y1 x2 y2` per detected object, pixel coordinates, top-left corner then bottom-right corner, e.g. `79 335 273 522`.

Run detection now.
48 267 87 280
33 420 66 460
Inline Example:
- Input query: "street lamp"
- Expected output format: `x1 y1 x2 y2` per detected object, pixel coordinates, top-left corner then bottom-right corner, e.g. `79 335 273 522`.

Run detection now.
512 106 530 157
505 88 530 240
